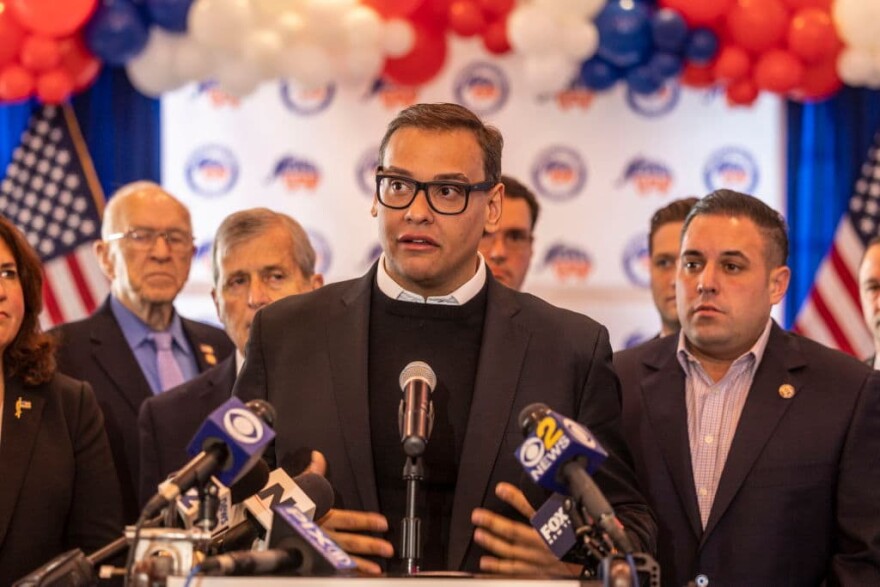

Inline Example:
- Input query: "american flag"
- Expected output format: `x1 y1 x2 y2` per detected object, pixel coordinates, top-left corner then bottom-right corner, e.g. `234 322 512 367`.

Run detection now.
792 131 880 359
0 104 108 328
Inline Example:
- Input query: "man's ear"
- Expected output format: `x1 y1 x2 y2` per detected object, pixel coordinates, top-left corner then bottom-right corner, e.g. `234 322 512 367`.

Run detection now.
769 265 791 305
484 182 503 232
93 240 115 280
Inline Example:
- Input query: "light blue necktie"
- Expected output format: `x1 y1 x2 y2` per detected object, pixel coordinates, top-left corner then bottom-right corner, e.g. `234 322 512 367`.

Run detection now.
148 331 185 392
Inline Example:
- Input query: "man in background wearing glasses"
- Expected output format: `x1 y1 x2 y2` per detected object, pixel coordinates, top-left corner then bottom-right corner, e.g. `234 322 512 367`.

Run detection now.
53 181 234 523
234 103 655 575
479 175 540 291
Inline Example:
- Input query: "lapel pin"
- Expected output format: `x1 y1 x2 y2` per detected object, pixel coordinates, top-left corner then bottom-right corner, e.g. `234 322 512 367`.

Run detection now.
778 384 796 400
15 397 32 419
200 344 217 366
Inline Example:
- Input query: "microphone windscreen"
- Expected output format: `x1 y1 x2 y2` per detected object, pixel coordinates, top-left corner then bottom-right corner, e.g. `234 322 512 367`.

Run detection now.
518 402 550 435
245 399 277 429
230 460 271 504
292 473 335 520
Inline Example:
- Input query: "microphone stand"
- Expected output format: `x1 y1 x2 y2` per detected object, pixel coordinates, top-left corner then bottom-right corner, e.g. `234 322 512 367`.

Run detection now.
400 455 424 575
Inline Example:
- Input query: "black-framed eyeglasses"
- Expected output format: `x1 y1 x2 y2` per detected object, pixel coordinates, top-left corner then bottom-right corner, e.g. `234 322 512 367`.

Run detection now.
375 172 496 215
104 227 194 252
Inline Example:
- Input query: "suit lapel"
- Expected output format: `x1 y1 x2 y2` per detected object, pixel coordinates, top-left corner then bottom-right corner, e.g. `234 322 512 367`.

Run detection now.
200 355 237 401
447 279 530 570
639 339 703 540
0 378 46 548
90 299 152 413
326 271 379 512
700 324 803 543
182 318 222 371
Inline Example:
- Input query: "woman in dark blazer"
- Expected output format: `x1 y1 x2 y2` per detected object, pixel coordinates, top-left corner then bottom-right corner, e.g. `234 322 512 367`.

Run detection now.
0 215 122 585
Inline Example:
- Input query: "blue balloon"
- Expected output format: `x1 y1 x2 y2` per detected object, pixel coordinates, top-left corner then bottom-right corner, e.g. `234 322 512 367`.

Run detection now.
685 28 720 65
648 52 683 79
580 57 623 91
651 8 689 54
146 0 194 32
595 0 652 69
84 0 150 66
626 64 664 95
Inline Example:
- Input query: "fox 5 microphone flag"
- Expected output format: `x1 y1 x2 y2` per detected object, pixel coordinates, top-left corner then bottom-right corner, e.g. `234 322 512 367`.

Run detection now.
793 129 880 358
0 104 108 328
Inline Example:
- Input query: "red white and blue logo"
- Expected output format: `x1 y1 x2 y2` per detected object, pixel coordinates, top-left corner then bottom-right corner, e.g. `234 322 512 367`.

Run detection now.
356 145 379 197
362 78 418 110
626 79 680 118
622 232 650 288
280 81 336 116
185 145 239 197
453 61 509 116
531 146 587 202
551 78 595 111
268 155 321 191
192 81 241 108
542 243 593 282
307 228 332 274
703 147 759 193
618 157 673 195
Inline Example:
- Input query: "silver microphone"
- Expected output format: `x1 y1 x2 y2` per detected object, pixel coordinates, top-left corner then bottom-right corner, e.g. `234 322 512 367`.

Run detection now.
398 361 436 457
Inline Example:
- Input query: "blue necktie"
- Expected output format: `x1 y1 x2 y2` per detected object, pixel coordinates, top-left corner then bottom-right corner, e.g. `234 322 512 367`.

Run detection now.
149 332 185 392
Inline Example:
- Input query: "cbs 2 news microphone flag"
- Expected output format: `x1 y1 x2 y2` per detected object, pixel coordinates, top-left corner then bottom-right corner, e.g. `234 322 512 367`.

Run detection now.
0 104 108 328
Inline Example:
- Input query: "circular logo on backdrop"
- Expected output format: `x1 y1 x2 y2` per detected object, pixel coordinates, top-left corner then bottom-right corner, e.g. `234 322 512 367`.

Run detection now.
453 61 510 116
622 232 651 288
307 228 332 274
268 155 322 191
703 147 760 193
185 145 239 197
531 146 587 202
626 79 681 118
279 81 336 115
356 146 380 197
223 408 265 444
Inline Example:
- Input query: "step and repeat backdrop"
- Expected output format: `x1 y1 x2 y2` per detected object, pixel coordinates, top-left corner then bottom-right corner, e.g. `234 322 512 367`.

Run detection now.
161 38 784 350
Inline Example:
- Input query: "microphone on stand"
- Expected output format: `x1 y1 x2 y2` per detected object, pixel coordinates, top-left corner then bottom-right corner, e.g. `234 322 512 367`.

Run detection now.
398 361 436 458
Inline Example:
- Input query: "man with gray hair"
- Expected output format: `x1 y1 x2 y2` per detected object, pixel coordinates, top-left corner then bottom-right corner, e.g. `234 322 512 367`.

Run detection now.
138 207 323 501
54 181 234 522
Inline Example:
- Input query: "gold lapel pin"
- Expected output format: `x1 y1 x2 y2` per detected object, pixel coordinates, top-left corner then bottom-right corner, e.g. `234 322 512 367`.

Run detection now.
778 384 796 399
200 344 217 366
15 397 32 419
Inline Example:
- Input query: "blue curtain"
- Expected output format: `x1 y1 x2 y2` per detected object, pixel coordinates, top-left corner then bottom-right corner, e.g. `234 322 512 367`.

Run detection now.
785 88 880 325
0 67 160 200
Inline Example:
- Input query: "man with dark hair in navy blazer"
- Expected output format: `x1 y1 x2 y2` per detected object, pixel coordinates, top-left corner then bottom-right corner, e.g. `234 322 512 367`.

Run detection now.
52 182 234 522
234 102 657 576
138 208 323 502
615 189 880 586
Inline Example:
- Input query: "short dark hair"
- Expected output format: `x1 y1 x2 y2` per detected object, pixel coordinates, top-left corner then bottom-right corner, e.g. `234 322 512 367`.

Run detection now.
501 175 540 230
649 197 698 255
0 215 56 385
378 103 503 184
683 189 789 267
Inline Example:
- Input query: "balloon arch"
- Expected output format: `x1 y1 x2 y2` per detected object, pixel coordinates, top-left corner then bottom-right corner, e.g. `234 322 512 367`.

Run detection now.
0 0 875 107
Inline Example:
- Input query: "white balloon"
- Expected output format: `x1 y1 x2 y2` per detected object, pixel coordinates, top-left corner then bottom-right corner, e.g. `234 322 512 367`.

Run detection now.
275 11 307 43
383 19 415 58
215 57 263 98
535 0 606 20
837 47 874 87
336 46 384 86
561 21 599 61
252 0 307 23
173 37 215 81
344 6 383 49
243 28 284 77
279 41 335 89
833 0 880 50
508 5 563 56
126 29 185 97
523 54 579 94
188 0 253 53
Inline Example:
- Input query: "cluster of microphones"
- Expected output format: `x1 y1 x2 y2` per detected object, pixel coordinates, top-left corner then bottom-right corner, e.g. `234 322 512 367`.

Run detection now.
14 361 658 586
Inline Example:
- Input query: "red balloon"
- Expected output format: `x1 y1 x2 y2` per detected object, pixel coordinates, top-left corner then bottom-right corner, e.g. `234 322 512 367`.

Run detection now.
714 45 751 81
0 64 35 102
362 0 425 18
753 49 804 93
36 68 74 104
449 1 486 37
681 62 716 88
727 0 790 54
482 18 511 55
0 9 26 68
57 35 101 92
726 78 759 106
20 34 61 72
384 20 447 86
791 55 842 101
787 8 840 65
8 0 97 38
477 0 514 17
659 0 734 27
781 0 830 9
412 0 453 31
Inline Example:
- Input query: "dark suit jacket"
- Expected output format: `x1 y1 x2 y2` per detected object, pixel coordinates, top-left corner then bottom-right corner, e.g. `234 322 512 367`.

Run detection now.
615 324 880 586
138 355 236 503
234 265 657 571
0 373 122 585
52 297 234 522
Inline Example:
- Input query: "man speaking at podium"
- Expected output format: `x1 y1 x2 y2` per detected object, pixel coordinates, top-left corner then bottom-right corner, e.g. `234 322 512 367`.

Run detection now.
234 103 656 574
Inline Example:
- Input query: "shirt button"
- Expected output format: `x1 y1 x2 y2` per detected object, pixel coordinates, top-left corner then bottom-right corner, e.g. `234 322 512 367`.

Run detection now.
695 574 709 586
704 435 714 444
699 487 708 497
